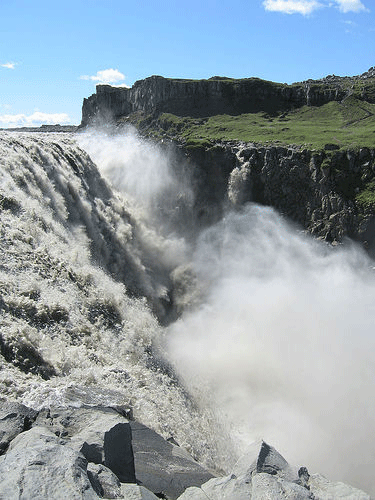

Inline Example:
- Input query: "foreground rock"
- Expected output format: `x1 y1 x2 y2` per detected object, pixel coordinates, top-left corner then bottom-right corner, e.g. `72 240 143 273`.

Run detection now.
179 441 371 499
130 421 214 498
0 402 371 499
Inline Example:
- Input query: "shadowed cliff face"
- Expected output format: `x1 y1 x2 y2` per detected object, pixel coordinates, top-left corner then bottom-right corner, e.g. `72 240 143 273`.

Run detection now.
81 75 349 127
79 73 375 253
170 141 375 254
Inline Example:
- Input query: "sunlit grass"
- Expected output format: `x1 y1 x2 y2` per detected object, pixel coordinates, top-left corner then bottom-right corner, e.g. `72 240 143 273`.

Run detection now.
157 97 375 149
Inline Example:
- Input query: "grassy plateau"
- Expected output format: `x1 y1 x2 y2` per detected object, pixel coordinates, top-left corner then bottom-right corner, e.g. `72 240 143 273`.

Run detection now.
153 95 375 150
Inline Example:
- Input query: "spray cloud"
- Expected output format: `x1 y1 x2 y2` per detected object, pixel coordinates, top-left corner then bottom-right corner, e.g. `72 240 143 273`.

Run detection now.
78 129 375 494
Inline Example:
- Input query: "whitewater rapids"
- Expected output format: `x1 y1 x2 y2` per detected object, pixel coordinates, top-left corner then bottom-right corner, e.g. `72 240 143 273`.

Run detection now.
0 129 374 495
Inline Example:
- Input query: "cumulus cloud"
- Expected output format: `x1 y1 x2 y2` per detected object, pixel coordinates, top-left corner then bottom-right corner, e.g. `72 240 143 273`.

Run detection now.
263 0 323 14
1 62 16 69
80 68 126 85
0 112 70 128
334 0 368 12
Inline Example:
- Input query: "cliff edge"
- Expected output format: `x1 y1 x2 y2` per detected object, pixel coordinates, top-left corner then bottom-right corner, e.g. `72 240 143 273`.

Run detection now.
80 70 375 253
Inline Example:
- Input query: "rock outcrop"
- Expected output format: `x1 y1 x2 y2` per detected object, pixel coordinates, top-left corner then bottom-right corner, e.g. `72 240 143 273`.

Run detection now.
79 70 375 252
80 68 375 128
80 76 349 127
0 402 371 499
171 141 375 253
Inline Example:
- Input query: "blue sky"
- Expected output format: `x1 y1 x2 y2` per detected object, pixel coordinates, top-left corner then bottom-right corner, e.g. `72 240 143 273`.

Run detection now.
0 0 373 127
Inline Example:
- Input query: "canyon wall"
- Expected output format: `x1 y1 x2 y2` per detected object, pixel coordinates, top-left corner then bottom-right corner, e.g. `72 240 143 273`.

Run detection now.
181 142 375 252
81 75 348 126
80 74 375 252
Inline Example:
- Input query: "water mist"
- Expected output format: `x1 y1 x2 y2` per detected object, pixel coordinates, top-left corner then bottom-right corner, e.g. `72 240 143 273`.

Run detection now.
1 129 374 495
80 129 375 494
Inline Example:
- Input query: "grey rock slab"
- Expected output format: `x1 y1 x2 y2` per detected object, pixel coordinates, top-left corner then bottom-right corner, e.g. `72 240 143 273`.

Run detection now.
120 484 160 499
0 401 38 453
130 421 214 500
0 426 99 499
34 405 136 483
309 473 371 499
232 440 298 482
175 486 208 500
251 473 313 499
87 463 122 498
177 474 252 500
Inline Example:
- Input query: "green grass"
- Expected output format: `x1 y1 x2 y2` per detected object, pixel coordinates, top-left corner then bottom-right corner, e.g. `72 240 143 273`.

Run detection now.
156 96 375 149
356 179 375 208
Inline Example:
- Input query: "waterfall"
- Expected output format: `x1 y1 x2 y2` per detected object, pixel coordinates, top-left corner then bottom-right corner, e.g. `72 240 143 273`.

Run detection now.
0 129 374 494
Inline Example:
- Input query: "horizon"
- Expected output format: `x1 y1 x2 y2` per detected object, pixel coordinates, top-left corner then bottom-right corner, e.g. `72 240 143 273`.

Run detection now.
0 0 373 128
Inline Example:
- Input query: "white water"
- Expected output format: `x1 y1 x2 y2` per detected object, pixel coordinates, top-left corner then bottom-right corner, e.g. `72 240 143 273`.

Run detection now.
0 129 374 494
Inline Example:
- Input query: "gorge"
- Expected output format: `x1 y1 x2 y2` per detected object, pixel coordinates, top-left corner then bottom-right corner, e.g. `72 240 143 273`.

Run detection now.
0 69 375 498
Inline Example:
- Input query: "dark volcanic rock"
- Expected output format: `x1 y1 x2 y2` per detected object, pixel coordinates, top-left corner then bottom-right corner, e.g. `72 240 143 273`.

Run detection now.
81 75 348 127
0 403 371 499
177 141 375 252
130 421 214 499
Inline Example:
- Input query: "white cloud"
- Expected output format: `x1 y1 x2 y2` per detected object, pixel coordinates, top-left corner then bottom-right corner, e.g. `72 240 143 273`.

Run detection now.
1 62 16 69
263 0 368 13
0 111 70 128
263 0 323 14
334 0 368 12
80 68 126 84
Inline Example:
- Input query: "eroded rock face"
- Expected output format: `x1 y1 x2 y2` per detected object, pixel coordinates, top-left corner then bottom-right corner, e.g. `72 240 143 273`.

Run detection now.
181 141 375 252
81 76 348 127
230 144 375 247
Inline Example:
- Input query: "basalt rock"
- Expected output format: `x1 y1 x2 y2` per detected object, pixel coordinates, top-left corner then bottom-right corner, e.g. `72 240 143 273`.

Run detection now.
0 402 371 499
178 141 375 253
130 421 214 499
178 441 371 500
0 402 214 500
81 76 349 127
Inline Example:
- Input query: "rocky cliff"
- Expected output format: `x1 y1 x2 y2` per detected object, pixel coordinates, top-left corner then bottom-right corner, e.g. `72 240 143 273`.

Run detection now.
80 70 375 252
81 69 375 127
180 142 375 250
81 75 348 127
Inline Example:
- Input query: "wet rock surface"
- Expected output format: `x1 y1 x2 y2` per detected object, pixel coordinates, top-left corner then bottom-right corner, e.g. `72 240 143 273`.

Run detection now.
179 141 375 254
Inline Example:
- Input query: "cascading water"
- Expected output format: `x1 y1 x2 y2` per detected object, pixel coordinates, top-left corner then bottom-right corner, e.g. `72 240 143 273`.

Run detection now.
0 129 374 494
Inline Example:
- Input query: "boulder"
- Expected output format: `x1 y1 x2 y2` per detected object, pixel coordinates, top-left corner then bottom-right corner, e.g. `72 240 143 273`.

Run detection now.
232 440 298 482
87 463 122 498
0 426 99 499
0 401 38 453
176 441 371 500
308 473 371 500
34 406 136 483
130 421 214 499
120 484 160 499
251 473 313 499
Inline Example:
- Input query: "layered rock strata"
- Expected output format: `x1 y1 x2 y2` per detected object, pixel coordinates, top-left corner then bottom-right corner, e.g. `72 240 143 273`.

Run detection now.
176 142 375 253
81 76 349 127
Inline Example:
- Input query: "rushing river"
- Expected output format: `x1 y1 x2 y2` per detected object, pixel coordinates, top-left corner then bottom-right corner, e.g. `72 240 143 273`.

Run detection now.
0 129 374 494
